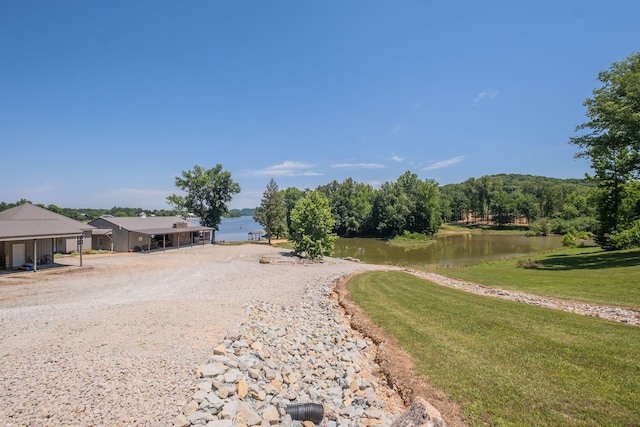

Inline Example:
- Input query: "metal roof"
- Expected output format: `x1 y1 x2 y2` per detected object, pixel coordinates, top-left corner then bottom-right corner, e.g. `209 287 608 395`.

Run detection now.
0 203 95 241
91 228 113 236
131 226 213 236
90 216 213 234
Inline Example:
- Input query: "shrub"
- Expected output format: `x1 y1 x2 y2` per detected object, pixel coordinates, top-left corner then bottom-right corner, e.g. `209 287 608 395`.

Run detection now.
516 258 541 269
562 231 595 247
601 220 640 250
550 217 599 234
526 219 551 236
395 231 431 241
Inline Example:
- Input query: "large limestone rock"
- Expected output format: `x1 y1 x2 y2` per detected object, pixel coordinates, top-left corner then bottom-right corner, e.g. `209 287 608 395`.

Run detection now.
390 397 446 427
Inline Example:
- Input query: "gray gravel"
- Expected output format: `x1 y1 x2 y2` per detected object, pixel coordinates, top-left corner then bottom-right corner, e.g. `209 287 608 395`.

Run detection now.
0 245 384 426
2 244 635 427
175 273 405 427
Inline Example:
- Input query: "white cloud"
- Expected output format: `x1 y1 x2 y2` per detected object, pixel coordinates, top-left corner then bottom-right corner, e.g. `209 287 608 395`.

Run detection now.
422 156 465 171
473 89 499 105
251 161 322 177
330 163 386 169
391 153 403 162
392 123 403 134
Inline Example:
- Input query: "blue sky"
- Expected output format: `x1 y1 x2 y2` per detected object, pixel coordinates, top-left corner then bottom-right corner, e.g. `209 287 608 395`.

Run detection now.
1 1 639 210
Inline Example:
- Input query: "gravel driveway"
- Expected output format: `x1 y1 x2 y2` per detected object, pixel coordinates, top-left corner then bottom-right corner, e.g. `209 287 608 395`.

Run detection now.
0 244 375 426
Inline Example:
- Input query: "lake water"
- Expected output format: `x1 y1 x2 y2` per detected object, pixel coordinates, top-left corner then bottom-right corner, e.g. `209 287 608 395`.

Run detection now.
195 217 562 264
215 216 264 242
334 234 564 267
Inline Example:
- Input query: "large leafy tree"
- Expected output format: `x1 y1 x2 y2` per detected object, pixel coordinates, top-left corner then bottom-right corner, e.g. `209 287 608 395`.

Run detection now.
372 181 410 237
282 186 306 234
372 172 441 237
318 178 374 236
167 164 240 240
490 190 515 226
570 52 640 246
515 193 539 224
254 178 287 244
289 191 336 260
412 176 442 235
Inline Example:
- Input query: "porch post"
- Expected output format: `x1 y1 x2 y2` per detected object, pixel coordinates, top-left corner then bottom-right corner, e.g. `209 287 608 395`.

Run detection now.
33 239 37 272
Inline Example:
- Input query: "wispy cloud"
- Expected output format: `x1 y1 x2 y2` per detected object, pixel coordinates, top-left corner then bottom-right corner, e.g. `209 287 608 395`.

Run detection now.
473 89 499 105
251 161 323 177
331 163 386 169
104 188 170 198
422 156 465 171
390 153 403 162
392 122 403 134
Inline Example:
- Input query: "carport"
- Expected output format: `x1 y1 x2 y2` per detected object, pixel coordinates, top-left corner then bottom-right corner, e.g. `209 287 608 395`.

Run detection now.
129 225 213 253
0 203 94 271
88 215 214 253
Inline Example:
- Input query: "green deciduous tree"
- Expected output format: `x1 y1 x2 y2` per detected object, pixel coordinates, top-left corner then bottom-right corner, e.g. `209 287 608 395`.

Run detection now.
254 178 287 244
167 164 240 240
282 186 306 235
372 181 410 237
289 191 336 260
318 178 374 236
515 193 539 224
570 52 640 247
371 172 441 237
490 190 515 226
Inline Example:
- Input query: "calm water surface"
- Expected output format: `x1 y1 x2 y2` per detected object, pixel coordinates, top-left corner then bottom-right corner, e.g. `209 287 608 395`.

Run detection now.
334 234 563 267
216 216 264 242
189 216 264 242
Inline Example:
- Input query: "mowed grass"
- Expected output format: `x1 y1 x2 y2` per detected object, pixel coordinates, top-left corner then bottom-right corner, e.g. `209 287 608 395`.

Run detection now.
436 247 640 309
347 271 640 426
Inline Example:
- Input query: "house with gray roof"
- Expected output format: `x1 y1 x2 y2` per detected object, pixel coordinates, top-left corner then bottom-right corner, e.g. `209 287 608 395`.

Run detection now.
0 203 95 271
88 215 213 252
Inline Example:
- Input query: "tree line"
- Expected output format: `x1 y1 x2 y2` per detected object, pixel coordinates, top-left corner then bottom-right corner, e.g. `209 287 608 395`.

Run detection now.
0 199 180 221
0 171 599 244
254 173 596 241
440 174 597 234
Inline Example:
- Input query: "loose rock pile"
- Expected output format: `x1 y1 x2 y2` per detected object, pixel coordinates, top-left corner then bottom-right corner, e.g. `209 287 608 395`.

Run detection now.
175 274 406 427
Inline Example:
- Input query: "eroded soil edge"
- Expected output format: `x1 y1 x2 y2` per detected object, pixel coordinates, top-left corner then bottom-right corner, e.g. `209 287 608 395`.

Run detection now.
333 272 468 427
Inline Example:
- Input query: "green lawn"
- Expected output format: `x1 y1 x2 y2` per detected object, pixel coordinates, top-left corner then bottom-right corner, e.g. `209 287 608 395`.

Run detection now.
347 271 640 427
434 247 640 309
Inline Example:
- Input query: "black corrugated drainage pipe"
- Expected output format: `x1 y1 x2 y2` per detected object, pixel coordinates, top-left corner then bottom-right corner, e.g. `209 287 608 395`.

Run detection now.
285 403 324 424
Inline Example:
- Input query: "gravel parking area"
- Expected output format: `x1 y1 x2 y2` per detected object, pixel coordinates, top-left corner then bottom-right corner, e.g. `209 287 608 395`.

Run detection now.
4 243 631 426
0 244 378 426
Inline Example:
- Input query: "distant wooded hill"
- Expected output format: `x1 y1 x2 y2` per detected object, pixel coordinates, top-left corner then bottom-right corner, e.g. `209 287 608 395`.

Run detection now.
1 174 591 229
227 208 256 217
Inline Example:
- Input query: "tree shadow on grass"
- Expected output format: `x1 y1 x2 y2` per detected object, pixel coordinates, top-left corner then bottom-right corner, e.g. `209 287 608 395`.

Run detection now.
539 249 640 270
